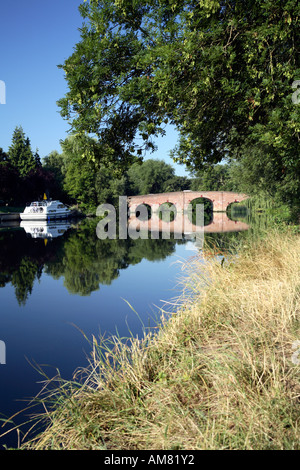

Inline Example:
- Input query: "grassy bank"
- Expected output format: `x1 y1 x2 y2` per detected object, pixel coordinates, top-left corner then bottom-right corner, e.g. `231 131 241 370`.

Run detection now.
21 228 299 450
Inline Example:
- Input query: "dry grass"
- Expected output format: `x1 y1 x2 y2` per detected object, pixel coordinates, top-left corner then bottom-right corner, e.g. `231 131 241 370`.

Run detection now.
21 228 300 450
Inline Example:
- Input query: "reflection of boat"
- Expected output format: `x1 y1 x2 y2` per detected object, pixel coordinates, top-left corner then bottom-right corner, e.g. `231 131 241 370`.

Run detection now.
20 221 71 239
20 200 72 220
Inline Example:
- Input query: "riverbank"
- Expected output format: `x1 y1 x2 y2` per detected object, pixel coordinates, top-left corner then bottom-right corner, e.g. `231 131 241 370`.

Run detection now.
0 207 23 225
20 227 299 450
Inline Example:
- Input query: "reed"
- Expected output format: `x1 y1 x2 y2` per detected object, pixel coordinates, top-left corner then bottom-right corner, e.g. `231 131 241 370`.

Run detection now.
20 227 300 450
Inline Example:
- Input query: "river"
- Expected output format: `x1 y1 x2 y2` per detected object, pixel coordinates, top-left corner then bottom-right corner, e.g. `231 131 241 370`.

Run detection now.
0 212 253 448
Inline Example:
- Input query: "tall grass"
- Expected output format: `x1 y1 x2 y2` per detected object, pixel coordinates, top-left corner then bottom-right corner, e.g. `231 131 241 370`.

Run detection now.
20 228 300 450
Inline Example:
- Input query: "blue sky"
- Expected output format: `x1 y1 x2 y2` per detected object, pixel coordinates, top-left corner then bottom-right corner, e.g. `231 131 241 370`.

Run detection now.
0 0 188 176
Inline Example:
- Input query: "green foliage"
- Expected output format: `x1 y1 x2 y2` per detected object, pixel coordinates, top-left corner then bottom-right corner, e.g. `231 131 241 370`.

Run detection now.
8 126 37 177
34 149 42 168
0 128 62 205
190 164 235 192
59 136 99 212
0 162 21 204
58 0 299 208
0 220 182 302
0 148 8 162
43 150 67 200
127 159 175 194
0 230 46 306
58 134 138 211
11 257 41 306
228 144 300 208
231 191 297 226
56 138 191 211
162 175 191 192
95 167 130 205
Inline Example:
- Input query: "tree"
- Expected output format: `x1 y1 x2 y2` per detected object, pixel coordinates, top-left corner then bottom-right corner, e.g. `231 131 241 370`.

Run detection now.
23 167 60 203
58 0 299 206
190 164 234 192
162 175 191 192
11 257 41 306
0 162 21 204
61 135 99 212
8 126 37 177
43 151 65 178
43 150 68 200
95 167 130 205
0 148 8 162
127 159 175 194
34 149 42 168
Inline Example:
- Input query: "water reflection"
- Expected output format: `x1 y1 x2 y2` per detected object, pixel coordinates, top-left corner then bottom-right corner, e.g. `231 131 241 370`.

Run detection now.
128 211 250 235
20 220 72 240
0 219 186 303
0 211 250 306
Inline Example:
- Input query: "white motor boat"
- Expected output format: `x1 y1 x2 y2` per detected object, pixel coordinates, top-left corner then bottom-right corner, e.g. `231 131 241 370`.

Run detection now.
20 200 72 220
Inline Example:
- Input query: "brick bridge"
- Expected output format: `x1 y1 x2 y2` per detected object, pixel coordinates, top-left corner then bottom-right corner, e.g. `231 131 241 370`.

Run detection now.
127 191 249 213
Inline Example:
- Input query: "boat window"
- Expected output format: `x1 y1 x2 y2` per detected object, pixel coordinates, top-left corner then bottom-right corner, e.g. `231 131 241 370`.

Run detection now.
30 202 47 207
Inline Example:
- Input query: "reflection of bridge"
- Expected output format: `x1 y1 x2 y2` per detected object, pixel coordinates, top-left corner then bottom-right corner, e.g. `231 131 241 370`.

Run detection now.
128 190 249 213
128 211 249 235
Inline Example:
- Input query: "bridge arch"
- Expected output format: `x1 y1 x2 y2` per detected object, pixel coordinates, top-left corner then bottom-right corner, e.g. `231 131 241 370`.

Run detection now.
157 202 177 222
187 196 213 226
188 196 213 211
226 201 249 219
128 191 249 214
135 203 151 220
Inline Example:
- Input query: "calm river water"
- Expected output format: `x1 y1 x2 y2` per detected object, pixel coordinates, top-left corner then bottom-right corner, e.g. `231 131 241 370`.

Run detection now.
0 213 253 448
